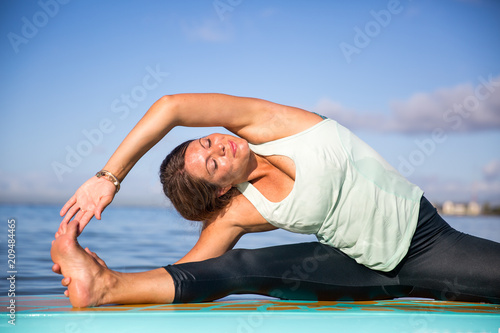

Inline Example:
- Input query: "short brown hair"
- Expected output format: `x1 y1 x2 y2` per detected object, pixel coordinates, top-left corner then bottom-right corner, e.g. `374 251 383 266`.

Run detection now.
159 139 239 221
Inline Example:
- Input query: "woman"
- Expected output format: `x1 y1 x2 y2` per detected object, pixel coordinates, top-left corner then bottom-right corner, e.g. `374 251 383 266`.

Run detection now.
52 93 500 307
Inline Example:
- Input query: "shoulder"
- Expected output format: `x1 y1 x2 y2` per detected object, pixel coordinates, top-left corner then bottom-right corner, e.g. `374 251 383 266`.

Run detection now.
236 104 325 144
208 193 277 233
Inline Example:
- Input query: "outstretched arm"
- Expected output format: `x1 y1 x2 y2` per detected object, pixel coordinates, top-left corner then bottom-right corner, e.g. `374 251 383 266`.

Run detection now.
58 93 320 235
175 193 277 264
175 220 245 265
101 93 319 180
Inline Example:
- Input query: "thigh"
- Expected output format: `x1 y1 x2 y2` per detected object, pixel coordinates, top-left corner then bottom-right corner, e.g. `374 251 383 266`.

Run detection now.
399 217 500 303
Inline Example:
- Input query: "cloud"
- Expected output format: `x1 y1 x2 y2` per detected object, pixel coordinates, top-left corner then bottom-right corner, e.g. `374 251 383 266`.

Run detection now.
389 76 500 133
415 175 500 205
313 98 387 130
314 75 500 133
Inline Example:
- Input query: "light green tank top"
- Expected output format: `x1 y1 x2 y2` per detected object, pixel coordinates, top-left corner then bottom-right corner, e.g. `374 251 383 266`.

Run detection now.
236 119 423 271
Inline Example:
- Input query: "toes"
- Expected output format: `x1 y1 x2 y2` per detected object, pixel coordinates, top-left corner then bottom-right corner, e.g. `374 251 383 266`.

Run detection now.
64 290 69 297
85 247 108 268
52 263 62 274
55 222 66 238
65 219 80 238
61 277 71 286
64 277 70 285
94 255 107 268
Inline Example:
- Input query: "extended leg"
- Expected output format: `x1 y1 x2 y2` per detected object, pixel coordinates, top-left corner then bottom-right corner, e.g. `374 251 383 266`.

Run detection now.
51 219 175 307
165 242 407 303
165 200 500 304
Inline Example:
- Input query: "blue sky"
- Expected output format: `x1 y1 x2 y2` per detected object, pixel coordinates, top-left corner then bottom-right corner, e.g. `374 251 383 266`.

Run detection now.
1 0 499 207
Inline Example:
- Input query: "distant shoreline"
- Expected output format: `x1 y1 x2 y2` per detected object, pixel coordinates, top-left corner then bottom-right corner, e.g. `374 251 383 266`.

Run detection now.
1 201 500 216
441 213 500 217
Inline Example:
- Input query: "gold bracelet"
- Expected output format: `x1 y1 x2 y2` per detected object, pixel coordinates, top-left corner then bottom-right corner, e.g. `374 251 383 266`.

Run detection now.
95 170 121 193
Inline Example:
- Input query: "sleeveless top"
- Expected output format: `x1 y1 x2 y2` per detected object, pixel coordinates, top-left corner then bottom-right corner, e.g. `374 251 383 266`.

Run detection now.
236 119 423 271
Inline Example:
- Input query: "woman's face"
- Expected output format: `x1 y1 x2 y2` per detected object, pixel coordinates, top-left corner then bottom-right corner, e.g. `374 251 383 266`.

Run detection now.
184 133 252 191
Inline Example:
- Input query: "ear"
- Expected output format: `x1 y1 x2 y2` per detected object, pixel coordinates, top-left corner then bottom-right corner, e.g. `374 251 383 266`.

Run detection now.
217 185 232 197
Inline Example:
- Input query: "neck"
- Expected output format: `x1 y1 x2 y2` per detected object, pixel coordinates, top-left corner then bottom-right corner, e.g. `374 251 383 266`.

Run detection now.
243 152 273 184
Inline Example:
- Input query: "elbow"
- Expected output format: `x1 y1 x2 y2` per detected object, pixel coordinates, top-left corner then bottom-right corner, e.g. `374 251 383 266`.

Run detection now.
157 94 177 108
154 94 180 123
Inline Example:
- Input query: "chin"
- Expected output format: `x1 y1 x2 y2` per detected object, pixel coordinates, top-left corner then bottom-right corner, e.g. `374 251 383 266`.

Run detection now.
239 140 250 157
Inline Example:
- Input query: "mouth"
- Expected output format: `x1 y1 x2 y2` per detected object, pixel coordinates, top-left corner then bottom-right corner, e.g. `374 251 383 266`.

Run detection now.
229 141 236 157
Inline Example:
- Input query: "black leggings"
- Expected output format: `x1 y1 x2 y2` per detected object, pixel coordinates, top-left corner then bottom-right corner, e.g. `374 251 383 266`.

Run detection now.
164 197 500 303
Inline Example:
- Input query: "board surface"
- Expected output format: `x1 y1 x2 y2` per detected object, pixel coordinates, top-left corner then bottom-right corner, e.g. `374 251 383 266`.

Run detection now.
1 295 499 332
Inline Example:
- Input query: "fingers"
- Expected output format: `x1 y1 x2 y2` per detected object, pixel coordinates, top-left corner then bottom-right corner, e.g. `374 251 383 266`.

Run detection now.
73 209 85 222
95 196 112 220
61 204 81 225
76 211 95 235
95 208 102 220
58 208 94 237
60 196 77 217
76 219 89 236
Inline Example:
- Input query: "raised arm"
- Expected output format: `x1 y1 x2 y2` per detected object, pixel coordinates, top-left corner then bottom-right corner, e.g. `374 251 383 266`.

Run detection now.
164 93 320 144
99 93 287 182
58 93 319 235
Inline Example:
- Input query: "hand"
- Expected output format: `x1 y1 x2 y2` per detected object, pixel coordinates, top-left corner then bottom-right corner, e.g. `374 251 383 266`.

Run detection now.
57 176 116 236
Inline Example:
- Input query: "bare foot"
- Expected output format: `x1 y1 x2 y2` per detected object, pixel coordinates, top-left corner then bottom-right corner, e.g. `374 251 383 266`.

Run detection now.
51 220 116 307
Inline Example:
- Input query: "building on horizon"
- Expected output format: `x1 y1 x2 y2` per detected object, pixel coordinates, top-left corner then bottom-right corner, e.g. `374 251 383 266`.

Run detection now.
441 200 481 216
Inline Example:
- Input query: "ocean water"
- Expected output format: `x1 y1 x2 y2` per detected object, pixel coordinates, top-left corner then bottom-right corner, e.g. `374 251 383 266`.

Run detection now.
1 204 499 297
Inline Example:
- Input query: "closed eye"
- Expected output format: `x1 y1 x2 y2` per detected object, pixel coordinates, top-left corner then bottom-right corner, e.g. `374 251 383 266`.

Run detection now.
199 138 212 149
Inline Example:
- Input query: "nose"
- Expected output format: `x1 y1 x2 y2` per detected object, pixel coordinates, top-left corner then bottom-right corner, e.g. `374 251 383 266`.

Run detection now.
214 143 225 156
208 140 225 157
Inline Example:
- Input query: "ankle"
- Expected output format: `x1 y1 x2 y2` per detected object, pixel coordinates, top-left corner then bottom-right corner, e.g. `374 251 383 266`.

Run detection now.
96 269 120 306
